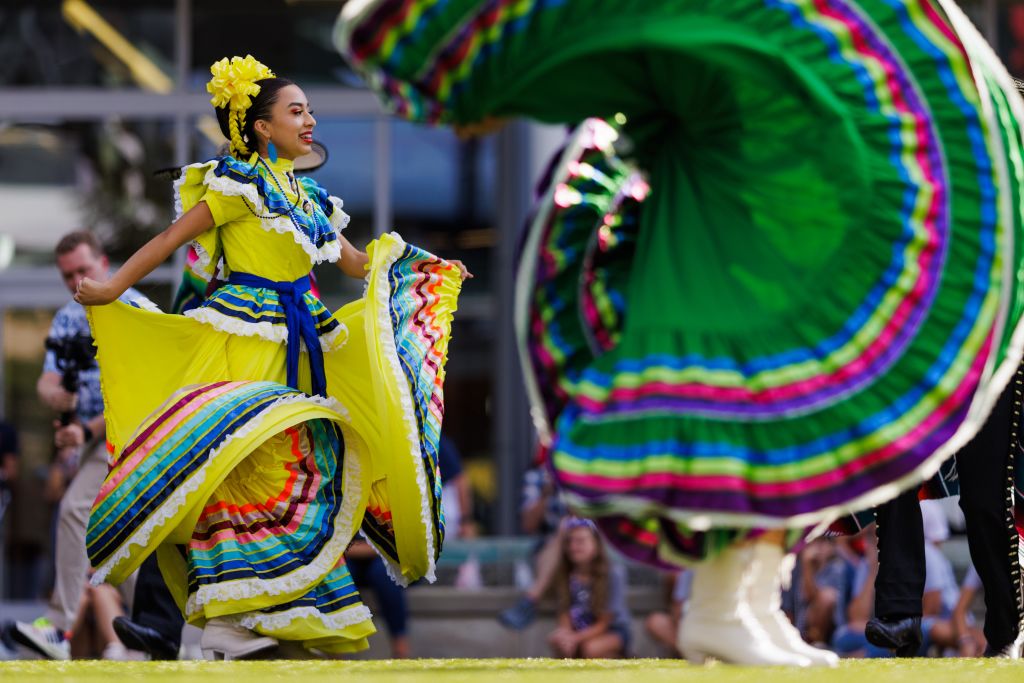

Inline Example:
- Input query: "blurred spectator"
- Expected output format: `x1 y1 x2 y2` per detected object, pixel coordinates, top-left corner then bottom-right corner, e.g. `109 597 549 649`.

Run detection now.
346 540 410 658
832 504 988 658
68 580 143 660
438 435 483 589
0 418 16 493
915 500 986 656
438 435 475 540
829 528 880 657
546 518 631 659
644 569 691 657
12 232 164 660
0 419 16 535
783 537 859 647
0 418 16 608
497 447 569 629
949 565 986 656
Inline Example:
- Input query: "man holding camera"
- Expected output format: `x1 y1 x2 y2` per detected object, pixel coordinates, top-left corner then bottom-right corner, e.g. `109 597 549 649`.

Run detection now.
14 231 181 660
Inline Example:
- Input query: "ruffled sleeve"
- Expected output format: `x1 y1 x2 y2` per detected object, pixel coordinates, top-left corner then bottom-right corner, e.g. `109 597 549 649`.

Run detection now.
175 157 253 226
200 187 248 227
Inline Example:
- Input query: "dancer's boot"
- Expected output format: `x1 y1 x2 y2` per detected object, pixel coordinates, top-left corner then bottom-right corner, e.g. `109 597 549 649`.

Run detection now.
677 544 811 666
747 542 839 667
200 617 278 660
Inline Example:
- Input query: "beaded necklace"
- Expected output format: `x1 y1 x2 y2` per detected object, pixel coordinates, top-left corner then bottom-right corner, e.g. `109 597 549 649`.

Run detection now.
239 156 328 247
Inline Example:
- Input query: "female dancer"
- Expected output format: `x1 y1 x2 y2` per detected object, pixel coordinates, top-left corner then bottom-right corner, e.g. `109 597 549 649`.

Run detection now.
336 0 1024 666
77 55 468 658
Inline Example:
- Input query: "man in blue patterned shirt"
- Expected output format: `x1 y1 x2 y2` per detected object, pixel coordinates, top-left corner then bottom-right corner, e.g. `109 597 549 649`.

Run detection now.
13 231 161 660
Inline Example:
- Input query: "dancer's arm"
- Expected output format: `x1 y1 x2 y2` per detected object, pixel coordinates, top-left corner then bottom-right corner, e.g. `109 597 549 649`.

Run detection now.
335 233 370 279
75 203 216 306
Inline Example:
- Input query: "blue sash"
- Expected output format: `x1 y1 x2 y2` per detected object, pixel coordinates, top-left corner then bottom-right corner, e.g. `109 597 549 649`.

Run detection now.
227 272 327 397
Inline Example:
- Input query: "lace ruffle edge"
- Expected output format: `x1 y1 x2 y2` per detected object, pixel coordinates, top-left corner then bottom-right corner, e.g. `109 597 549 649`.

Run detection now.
328 196 351 232
369 233 438 583
235 603 373 634
91 393 347 587
127 294 162 313
176 161 342 266
359 531 409 588
183 307 348 352
186 411 365 616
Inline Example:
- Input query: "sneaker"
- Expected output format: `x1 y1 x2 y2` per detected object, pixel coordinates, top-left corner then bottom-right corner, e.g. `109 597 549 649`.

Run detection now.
497 596 537 630
12 618 70 660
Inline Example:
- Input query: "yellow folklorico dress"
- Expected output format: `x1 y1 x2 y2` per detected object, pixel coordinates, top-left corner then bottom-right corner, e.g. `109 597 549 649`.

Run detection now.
84 154 461 652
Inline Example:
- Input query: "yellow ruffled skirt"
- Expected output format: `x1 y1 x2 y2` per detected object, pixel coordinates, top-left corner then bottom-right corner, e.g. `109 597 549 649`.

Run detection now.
86 234 460 652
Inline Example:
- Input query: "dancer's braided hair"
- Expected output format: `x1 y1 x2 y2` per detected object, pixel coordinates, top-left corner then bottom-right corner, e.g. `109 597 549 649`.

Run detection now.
207 55 293 159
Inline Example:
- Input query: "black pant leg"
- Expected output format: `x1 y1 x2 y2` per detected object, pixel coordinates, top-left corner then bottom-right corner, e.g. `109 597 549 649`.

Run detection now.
956 373 1024 651
873 487 925 619
132 553 184 647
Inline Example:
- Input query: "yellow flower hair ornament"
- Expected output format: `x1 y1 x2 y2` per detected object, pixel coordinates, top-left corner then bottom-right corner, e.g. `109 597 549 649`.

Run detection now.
207 55 275 159
207 55 276 111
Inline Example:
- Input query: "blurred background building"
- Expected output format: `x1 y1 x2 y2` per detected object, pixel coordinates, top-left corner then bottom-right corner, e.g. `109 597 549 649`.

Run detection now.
0 0 1014 601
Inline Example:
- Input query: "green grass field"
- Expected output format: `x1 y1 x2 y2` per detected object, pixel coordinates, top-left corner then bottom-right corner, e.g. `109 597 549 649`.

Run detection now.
2 658 1022 683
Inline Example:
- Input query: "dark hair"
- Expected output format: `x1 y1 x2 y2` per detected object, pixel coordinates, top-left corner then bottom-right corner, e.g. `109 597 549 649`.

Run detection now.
554 522 611 619
214 77 295 158
55 230 104 259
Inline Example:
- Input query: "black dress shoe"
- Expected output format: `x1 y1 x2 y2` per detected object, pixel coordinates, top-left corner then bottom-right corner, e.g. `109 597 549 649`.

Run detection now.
112 617 179 660
865 615 922 657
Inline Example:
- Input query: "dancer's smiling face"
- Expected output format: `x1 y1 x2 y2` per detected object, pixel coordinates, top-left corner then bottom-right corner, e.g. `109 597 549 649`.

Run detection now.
252 84 316 161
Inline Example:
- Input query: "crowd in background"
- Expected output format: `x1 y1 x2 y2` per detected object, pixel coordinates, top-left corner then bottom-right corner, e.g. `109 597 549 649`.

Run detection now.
0 397 997 662
0 320 1000 661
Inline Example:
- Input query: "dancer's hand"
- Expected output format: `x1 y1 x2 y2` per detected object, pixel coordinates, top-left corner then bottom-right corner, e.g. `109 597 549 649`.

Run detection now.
448 259 474 280
74 277 118 306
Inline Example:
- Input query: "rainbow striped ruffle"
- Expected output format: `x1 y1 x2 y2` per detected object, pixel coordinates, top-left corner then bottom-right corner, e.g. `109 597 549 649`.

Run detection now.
86 381 375 651
356 234 460 581
338 0 1024 564
84 228 462 645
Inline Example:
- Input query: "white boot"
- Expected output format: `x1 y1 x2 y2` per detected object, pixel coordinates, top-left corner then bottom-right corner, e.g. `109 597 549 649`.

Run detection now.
200 617 278 660
747 542 839 667
678 544 811 666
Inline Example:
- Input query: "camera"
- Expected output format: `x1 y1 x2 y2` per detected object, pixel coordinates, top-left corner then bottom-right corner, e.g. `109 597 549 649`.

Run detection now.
44 333 97 426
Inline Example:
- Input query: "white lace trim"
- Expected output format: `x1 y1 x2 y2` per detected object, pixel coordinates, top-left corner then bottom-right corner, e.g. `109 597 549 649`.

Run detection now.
183 306 348 352
235 604 373 633
185 307 287 343
175 161 341 266
358 530 409 588
91 392 346 586
172 164 192 221
186 408 366 617
328 196 351 232
128 294 161 313
190 240 216 283
202 171 341 265
369 233 438 583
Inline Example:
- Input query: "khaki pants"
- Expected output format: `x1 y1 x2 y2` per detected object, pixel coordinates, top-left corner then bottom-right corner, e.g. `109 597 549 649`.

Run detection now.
44 440 109 631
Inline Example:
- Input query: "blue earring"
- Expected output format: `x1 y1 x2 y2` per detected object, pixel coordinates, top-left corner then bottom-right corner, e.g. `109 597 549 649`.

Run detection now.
267 140 278 163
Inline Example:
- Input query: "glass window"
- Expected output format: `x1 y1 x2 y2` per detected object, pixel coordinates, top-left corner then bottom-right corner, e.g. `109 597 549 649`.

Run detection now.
0 1 176 88
0 119 175 268
190 0 359 91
